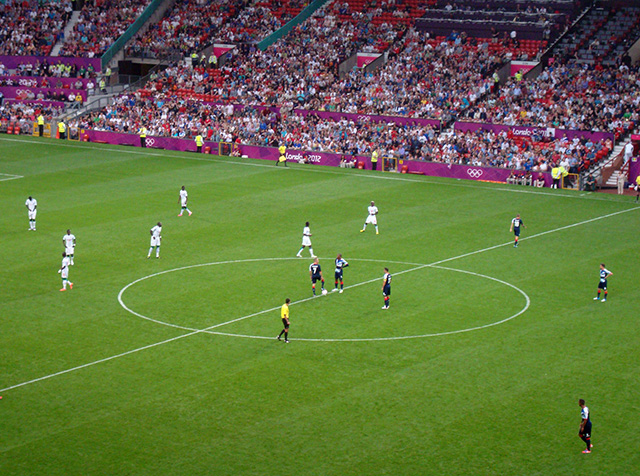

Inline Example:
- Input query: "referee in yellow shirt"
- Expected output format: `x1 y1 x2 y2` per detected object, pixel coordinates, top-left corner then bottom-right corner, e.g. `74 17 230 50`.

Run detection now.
277 298 291 343
276 144 288 166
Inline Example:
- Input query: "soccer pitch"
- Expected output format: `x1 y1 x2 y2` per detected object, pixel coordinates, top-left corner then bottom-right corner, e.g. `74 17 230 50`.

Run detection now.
1 136 639 475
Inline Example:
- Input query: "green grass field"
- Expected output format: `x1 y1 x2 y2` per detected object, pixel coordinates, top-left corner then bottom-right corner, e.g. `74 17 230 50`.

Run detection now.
1 135 639 475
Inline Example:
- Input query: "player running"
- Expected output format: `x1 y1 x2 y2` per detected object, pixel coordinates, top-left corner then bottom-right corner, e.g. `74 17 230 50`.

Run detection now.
296 221 316 258
309 257 325 295
333 254 349 293
147 222 162 259
62 229 76 265
381 267 391 309
360 201 379 234
594 264 612 302
25 196 37 231
178 186 192 217
58 252 73 291
509 214 526 247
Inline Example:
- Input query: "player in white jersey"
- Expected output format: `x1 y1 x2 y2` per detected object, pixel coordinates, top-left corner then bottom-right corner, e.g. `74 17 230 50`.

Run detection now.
296 221 316 258
360 201 379 234
25 196 37 231
178 186 192 217
147 222 162 258
58 252 73 291
62 229 76 265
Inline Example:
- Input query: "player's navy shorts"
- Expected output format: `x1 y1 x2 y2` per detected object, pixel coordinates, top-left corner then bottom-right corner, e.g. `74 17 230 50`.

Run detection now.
335 270 343 280
582 421 592 437
383 285 391 296
281 318 289 329
311 274 322 283
598 280 607 290
514 228 520 236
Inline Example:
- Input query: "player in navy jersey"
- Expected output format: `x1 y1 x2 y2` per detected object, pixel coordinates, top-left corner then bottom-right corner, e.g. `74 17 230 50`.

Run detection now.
332 254 349 293
594 264 612 302
309 258 325 295
509 214 526 247
381 267 391 309
578 399 592 453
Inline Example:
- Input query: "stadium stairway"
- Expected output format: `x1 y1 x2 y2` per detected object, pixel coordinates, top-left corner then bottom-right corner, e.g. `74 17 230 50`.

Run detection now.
51 11 81 57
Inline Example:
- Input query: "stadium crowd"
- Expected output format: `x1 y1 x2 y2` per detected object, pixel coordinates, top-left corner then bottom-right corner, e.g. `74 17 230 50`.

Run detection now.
0 0 72 56
59 0 151 57
125 0 283 59
463 61 640 134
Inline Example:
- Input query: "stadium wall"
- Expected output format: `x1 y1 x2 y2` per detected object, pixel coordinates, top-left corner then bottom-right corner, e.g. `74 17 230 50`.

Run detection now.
454 122 615 144
79 129 552 186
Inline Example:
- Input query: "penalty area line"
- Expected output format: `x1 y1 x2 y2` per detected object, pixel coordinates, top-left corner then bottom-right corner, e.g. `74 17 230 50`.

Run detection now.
0 173 23 182
1 206 639 393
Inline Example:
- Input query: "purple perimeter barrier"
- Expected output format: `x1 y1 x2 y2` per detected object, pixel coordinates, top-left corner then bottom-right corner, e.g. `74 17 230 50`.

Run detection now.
0 56 101 72
82 129 552 185
455 121 615 144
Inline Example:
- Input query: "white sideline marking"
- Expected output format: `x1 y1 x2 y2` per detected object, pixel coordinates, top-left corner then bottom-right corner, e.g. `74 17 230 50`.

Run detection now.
0 173 23 182
0 136 631 203
2 206 638 393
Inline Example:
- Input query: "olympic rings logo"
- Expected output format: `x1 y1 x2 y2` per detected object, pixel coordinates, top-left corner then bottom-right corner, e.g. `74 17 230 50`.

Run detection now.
15 89 31 96
467 168 483 179
145 138 155 146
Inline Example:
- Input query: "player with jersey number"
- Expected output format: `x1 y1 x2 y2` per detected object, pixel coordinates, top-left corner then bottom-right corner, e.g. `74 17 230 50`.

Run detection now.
360 201 379 234
147 222 162 259
309 257 325 295
333 254 349 293
25 196 37 231
296 222 316 258
381 267 391 309
509 214 526 247
58 252 73 291
578 399 593 453
594 264 612 302
62 229 76 265
178 186 192 217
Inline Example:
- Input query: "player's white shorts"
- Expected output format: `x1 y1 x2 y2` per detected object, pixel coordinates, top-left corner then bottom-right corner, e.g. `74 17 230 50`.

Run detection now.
365 214 377 225
61 269 69 279
150 237 161 247
181 199 187 207
302 236 312 247
65 247 75 256
28 210 37 220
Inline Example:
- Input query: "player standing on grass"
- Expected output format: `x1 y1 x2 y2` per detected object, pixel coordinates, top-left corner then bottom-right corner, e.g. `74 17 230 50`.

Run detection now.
25 196 37 231
381 267 391 309
594 264 612 302
296 222 315 258
333 254 349 293
58 252 73 291
360 201 379 234
277 298 290 343
578 399 593 453
309 257 325 295
147 222 162 259
178 186 192 217
509 214 526 247
62 229 76 265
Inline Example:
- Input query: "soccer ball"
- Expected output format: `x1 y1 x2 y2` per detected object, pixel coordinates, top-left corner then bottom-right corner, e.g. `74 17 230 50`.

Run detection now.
322 289 328 296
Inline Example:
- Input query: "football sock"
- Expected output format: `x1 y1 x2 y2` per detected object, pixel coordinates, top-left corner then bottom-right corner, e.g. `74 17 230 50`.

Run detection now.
309 248 314 256
335 280 338 289
384 296 389 308
375 226 379 233
362 224 367 230
312 284 316 295
586 437 591 450
604 290 607 298
284 331 288 341
298 247 304 254
62 279 67 289
340 281 344 290
148 247 153 256
321 279 325 290
156 246 160 257
597 290 601 298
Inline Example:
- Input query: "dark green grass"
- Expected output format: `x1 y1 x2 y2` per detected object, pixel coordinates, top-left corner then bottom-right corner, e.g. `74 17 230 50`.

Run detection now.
1 136 639 475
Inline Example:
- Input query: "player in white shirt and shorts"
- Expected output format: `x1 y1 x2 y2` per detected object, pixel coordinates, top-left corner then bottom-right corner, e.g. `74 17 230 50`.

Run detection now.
58 252 73 291
178 186 192 217
63 229 76 265
296 221 316 258
25 196 37 231
148 222 162 258
360 201 379 234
